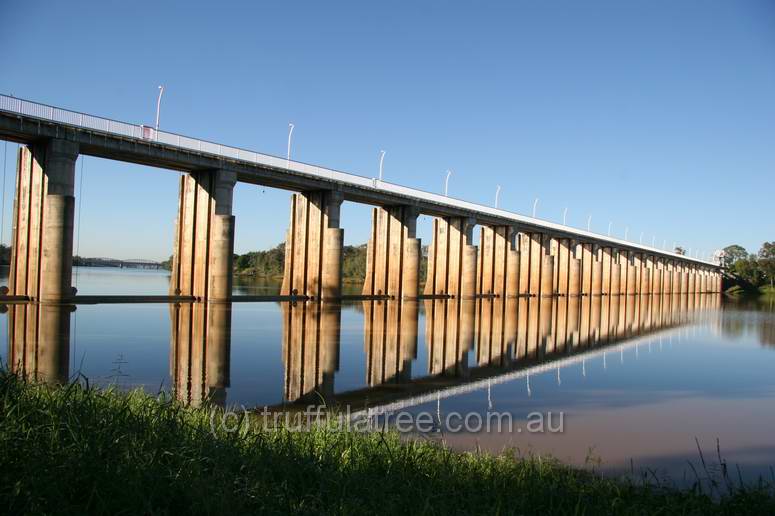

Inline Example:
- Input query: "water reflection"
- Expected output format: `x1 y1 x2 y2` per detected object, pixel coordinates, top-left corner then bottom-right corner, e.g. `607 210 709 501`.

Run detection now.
169 302 232 407
0 293 733 408
277 293 723 411
6 303 73 384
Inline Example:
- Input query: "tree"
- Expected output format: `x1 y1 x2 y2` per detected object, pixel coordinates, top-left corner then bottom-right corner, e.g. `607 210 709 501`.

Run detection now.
722 244 748 268
756 243 775 289
732 258 764 287
759 242 775 260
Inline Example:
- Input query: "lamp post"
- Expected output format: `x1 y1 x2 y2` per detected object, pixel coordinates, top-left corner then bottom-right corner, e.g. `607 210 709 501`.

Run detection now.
286 123 295 169
625 227 629 240
587 215 592 232
607 221 612 237
155 85 164 134
532 198 539 218
562 207 568 225
495 185 501 208
444 170 452 196
379 150 386 181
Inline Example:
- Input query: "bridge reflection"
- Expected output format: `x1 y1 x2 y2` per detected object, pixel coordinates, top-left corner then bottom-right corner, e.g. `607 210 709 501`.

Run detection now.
4 293 723 409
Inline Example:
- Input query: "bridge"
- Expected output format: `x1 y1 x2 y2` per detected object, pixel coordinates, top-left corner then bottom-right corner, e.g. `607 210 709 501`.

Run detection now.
0 94 721 304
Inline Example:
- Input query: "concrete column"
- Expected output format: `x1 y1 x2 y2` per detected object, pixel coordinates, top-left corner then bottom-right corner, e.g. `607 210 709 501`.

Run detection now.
568 258 582 297
580 243 593 295
626 264 637 296
610 258 622 296
601 247 613 295
557 238 571 296
540 255 555 297
528 233 545 296
280 190 344 299
9 140 78 302
170 169 237 302
477 225 516 297
680 264 689 295
591 251 603 296
518 233 531 296
362 205 420 299
424 217 477 298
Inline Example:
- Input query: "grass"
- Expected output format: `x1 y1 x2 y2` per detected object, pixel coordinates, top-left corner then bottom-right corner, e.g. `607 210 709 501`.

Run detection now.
1 372 774 515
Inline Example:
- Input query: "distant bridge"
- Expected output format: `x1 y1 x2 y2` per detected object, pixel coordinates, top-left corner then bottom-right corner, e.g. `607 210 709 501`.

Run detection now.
77 258 163 270
0 94 721 303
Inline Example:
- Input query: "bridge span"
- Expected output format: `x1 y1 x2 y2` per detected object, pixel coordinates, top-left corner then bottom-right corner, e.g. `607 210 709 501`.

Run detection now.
0 94 721 304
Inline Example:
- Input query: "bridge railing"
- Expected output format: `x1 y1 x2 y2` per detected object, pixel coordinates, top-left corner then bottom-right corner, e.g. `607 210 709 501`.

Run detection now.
0 94 717 266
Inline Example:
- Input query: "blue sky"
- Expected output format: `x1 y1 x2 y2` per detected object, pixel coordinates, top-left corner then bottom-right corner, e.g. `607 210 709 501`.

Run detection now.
0 1 773 260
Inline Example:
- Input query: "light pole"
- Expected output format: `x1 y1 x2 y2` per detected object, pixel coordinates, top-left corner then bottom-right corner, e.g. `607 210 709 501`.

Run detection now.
607 221 612 237
639 232 644 244
663 239 667 250
495 185 501 208
587 215 592 232
624 227 629 240
562 207 568 225
652 235 656 246
286 123 295 169
444 170 452 196
155 85 164 134
532 198 539 218
378 150 386 181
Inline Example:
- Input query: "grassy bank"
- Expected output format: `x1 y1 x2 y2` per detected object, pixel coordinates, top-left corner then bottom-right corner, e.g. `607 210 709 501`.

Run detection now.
1 373 773 515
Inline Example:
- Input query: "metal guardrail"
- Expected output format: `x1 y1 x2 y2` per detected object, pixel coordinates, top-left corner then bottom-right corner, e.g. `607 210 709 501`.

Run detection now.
0 93 716 266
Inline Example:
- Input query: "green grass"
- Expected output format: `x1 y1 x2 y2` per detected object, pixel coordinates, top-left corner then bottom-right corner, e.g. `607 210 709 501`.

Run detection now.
1 372 773 515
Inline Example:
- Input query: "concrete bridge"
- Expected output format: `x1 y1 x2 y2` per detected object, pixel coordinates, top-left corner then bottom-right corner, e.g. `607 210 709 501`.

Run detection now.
0 94 721 304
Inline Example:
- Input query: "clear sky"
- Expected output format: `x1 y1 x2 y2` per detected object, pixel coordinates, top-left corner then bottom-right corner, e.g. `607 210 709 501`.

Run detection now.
0 1 773 261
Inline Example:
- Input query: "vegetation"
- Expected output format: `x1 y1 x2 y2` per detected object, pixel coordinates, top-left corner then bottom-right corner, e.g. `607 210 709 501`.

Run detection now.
722 242 775 295
232 243 369 282
2 371 774 515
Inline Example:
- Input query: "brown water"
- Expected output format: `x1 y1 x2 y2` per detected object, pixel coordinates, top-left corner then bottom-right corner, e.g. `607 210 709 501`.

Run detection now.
2 266 774 486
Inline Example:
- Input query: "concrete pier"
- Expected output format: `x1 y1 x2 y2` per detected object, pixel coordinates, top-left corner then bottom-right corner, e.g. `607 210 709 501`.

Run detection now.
170 169 237 302
568 258 582 297
280 191 344 300
477 225 517 297
424 217 477 298
362 205 420 299
9 140 78 302
556 238 572 296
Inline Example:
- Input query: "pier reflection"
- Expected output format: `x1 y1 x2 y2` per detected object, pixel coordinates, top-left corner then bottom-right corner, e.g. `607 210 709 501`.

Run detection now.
284 293 723 411
4 292 725 409
169 302 232 407
6 303 73 384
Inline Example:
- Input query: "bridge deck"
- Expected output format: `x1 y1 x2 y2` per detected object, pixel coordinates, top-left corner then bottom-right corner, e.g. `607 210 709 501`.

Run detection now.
0 94 715 267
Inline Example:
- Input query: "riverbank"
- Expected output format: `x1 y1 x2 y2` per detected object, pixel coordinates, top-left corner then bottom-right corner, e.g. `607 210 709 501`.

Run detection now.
1 372 773 515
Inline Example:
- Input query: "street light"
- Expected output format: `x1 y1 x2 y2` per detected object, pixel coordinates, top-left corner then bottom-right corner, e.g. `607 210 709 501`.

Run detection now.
155 85 164 134
532 198 539 218
494 185 501 208
652 235 656 246
607 221 612 237
444 170 452 196
587 215 592 232
562 207 568 225
286 123 295 169
378 150 386 181
639 232 644 244
624 227 629 240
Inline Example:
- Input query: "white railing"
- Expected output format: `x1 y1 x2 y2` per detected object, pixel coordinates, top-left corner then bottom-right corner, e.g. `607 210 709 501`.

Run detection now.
0 93 715 266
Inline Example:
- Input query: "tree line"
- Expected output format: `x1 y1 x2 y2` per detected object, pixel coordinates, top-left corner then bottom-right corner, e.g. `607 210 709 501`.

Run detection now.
723 242 775 291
